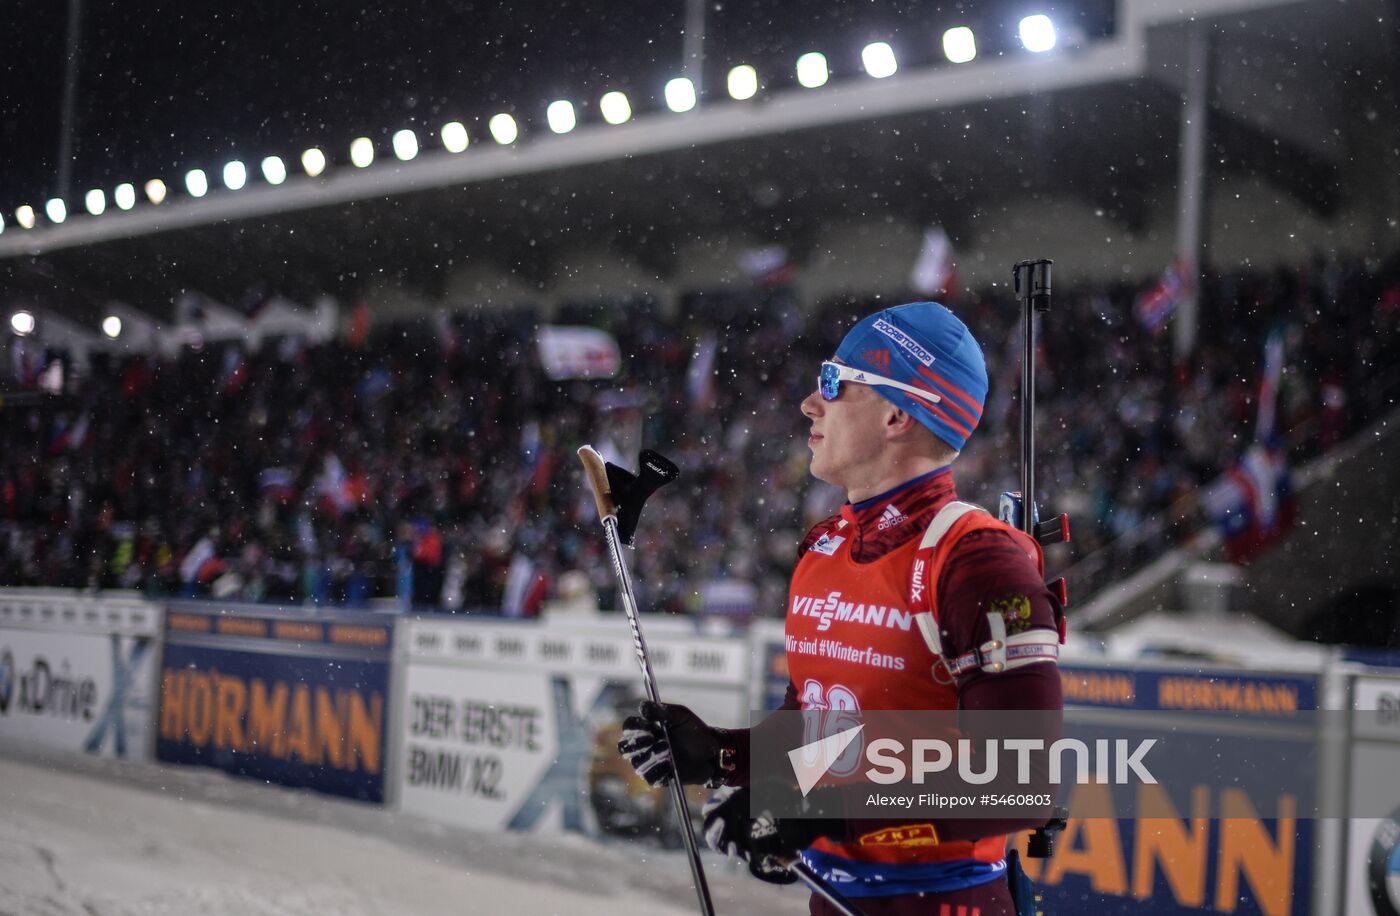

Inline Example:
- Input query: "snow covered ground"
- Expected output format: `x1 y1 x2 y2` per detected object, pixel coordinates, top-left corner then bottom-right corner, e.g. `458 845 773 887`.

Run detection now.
0 745 804 915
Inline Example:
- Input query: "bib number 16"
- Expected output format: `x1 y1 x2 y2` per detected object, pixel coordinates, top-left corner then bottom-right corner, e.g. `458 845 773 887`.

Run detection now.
799 679 863 777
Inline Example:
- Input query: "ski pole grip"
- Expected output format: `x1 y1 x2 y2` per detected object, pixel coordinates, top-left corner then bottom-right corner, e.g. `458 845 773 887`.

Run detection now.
577 445 618 521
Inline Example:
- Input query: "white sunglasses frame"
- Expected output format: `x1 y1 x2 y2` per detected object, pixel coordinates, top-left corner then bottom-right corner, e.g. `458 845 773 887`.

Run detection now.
819 361 942 405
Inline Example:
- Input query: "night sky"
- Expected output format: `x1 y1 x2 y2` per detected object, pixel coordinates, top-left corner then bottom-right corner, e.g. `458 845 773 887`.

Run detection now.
1 1 1112 210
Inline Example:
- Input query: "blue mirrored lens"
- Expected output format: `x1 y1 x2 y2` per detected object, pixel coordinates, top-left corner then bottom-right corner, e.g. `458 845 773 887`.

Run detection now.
819 363 841 400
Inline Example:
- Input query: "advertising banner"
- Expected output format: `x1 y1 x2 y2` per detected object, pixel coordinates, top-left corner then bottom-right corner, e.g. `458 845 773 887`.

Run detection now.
1347 674 1400 916
0 593 159 759
395 617 748 837
1060 663 1318 715
157 604 392 803
1016 664 1318 915
403 618 748 688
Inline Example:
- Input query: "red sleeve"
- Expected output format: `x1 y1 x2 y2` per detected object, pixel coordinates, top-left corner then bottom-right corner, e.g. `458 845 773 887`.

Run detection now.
928 526 1063 838
936 527 1061 690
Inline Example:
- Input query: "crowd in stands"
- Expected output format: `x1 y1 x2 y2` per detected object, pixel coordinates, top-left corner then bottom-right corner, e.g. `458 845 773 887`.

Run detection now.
2 250 1397 617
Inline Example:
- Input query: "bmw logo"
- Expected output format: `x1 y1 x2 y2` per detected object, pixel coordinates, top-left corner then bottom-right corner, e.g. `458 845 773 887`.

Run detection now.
1372 807 1400 916
0 648 13 714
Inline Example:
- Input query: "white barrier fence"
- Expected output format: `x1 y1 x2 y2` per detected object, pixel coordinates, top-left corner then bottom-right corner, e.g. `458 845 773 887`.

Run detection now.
3 587 1400 915
0 589 161 760
391 616 750 835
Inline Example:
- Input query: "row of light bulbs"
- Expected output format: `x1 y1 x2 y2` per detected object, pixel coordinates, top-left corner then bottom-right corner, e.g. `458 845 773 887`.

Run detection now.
9 308 124 340
1 18 1059 237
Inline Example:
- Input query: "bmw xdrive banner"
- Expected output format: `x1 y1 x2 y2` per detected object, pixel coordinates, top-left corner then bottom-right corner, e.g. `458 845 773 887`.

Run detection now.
0 595 160 760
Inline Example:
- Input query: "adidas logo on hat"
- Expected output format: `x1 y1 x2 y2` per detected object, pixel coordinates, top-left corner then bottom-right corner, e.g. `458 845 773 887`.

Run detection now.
860 349 891 373
834 302 989 454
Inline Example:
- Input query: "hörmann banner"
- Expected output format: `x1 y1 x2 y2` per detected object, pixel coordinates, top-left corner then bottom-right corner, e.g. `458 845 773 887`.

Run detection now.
1021 663 1318 916
750 622 1320 916
157 602 393 803
0 591 160 759
394 617 748 837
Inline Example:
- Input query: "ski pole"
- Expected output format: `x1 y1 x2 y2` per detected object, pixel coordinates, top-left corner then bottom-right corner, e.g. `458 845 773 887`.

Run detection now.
577 445 717 916
578 446 866 916
790 861 866 916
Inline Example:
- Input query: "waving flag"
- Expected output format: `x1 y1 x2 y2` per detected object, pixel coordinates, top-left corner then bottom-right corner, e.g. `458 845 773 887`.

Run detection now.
1202 329 1297 563
48 414 91 455
738 244 796 287
1135 260 1190 333
220 347 248 393
258 467 297 501
686 333 718 411
1202 442 1296 563
536 326 621 380
908 226 958 298
1254 328 1286 442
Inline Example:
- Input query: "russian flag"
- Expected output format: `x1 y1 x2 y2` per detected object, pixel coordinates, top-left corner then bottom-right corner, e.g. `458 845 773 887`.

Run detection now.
1135 260 1190 333
738 244 796 287
1201 329 1297 563
48 414 90 455
1203 442 1297 563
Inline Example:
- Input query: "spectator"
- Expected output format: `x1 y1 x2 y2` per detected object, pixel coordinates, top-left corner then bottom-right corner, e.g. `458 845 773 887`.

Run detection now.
1 250 1396 611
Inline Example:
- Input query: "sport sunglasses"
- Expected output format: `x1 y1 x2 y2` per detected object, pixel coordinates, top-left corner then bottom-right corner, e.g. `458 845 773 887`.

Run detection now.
819 361 942 405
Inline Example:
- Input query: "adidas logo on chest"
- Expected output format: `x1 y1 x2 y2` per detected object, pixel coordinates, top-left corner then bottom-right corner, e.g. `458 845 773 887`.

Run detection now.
877 503 907 531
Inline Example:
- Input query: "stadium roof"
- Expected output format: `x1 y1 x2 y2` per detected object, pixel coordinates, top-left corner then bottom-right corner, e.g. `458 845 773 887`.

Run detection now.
1 0 1393 323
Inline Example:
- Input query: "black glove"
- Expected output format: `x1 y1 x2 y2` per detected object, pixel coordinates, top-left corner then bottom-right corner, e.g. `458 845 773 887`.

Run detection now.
701 786 842 885
618 701 736 788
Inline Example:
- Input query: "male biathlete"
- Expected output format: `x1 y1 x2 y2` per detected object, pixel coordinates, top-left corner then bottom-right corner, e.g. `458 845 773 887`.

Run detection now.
621 302 1065 915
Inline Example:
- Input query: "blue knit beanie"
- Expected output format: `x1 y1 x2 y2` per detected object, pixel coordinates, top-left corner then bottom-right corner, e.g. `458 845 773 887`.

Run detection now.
833 301 988 452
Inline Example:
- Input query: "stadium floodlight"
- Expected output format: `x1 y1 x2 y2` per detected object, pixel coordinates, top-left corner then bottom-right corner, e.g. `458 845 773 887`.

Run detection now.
261 156 287 185
943 26 978 63
489 113 519 145
796 52 829 88
441 121 469 152
862 42 898 78
599 91 631 125
728 64 758 100
16 205 37 228
10 310 36 336
546 100 577 134
185 169 209 198
114 183 136 210
85 189 106 216
664 77 697 113
392 129 419 161
45 199 67 224
1019 14 1057 52
301 148 327 177
144 179 167 204
223 160 247 190
350 137 375 167
102 315 122 339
